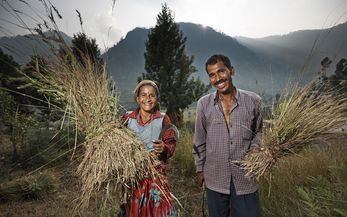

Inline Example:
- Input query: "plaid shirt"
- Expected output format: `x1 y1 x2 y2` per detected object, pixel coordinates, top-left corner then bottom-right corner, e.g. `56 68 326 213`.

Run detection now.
193 88 263 195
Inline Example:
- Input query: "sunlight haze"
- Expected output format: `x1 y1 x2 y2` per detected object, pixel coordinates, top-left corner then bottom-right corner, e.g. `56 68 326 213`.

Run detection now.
0 0 347 50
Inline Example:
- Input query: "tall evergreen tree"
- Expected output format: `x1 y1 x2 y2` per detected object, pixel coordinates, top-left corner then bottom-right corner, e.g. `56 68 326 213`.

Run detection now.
329 58 347 93
71 32 103 67
0 49 28 107
140 3 209 125
0 48 20 89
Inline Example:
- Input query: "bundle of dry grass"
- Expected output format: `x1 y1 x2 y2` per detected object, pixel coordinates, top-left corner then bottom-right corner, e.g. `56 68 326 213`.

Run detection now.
238 83 347 179
25 53 161 209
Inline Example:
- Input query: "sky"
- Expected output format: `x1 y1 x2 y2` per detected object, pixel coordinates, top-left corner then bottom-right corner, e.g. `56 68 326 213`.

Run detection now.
1 0 347 51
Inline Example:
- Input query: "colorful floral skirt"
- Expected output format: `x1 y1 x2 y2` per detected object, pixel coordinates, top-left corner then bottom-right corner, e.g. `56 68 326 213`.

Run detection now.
120 176 177 217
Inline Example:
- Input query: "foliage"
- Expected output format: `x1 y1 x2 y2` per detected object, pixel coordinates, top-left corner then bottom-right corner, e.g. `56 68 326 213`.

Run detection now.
140 3 209 125
329 58 347 94
315 57 347 95
172 126 195 175
19 125 76 168
0 49 24 103
0 48 20 86
0 89 16 126
0 89 38 161
71 32 103 67
0 171 58 201
259 135 347 217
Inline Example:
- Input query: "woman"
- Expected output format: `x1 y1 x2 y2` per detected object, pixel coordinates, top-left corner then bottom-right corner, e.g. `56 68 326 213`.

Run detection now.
120 80 178 217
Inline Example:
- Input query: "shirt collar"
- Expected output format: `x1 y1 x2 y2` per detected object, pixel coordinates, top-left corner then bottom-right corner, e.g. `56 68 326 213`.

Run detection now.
213 87 239 105
128 108 162 119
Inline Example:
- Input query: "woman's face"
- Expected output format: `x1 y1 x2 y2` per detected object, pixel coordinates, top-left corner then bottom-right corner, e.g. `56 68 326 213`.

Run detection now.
136 85 158 113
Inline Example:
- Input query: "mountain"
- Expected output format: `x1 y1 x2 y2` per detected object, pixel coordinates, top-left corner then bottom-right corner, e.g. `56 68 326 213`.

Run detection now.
236 22 347 82
103 27 149 105
0 31 72 65
1 22 346 105
105 22 347 104
105 23 281 105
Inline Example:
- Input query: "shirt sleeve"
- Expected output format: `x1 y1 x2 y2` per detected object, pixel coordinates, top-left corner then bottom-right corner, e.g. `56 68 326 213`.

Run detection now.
250 98 263 149
193 99 207 172
160 115 176 160
120 112 130 126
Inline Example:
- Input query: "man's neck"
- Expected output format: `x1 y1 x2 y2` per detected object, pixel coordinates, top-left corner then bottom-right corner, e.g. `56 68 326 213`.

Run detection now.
218 86 236 102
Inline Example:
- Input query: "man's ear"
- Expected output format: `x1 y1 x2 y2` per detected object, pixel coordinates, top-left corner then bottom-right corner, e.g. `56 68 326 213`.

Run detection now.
230 66 235 76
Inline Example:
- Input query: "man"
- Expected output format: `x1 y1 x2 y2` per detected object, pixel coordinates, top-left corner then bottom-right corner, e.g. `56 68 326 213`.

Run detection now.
193 54 263 217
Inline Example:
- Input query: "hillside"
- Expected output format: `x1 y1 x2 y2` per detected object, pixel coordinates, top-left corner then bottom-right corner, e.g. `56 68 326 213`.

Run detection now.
105 23 280 105
1 22 346 105
0 31 72 65
105 22 347 104
236 21 347 81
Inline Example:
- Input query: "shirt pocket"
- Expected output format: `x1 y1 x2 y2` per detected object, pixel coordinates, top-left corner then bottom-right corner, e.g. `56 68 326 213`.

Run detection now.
237 116 254 141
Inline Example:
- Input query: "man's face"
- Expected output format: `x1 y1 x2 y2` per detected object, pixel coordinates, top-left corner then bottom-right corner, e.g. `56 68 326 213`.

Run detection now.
206 61 234 94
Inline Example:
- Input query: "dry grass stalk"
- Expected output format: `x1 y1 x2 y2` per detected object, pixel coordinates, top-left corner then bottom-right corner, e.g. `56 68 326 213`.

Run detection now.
238 82 347 179
1 0 166 211
27 53 161 209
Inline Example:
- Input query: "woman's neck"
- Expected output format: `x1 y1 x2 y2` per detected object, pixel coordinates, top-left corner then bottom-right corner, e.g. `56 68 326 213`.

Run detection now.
139 109 153 123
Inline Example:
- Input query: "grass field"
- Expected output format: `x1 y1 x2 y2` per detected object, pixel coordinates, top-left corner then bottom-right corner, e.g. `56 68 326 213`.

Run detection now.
0 124 346 216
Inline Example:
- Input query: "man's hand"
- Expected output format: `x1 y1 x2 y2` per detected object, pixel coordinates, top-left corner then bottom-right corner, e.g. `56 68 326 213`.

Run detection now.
196 171 204 187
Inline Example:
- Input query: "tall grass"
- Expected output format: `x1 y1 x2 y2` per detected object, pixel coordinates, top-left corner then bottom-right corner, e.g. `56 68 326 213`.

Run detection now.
0 0 170 212
23 53 163 211
259 133 347 217
172 126 195 175
239 82 347 178
170 125 205 217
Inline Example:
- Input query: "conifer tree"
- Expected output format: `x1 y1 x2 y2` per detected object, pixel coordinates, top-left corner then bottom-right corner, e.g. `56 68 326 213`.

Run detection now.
140 3 208 125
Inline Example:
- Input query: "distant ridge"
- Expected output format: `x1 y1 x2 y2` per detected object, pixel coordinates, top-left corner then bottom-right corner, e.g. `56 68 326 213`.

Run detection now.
104 21 347 104
1 22 346 104
0 31 72 65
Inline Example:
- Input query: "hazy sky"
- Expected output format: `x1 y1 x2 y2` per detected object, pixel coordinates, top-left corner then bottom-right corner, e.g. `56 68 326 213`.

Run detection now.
1 0 347 50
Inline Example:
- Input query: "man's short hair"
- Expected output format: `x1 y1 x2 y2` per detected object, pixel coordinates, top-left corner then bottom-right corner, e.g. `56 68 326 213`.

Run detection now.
205 54 232 73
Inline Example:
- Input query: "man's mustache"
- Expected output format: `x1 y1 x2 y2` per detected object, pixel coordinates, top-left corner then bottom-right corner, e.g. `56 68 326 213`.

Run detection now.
215 79 227 85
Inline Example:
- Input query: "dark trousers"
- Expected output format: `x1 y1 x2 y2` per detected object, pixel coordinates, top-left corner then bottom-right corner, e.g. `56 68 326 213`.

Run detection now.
206 180 261 217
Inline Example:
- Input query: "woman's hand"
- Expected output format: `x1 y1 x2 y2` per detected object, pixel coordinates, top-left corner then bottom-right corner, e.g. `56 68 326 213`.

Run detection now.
152 140 166 154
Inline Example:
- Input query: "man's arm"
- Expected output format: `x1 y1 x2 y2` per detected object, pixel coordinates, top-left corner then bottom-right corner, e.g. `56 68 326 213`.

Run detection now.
250 99 263 149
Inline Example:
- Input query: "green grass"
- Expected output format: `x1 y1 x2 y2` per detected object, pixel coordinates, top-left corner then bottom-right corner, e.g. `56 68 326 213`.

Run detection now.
1 123 346 216
259 133 347 217
170 126 347 217
0 171 58 202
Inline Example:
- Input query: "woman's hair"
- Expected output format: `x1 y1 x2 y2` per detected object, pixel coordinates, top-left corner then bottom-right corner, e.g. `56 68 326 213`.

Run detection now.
133 80 160 111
